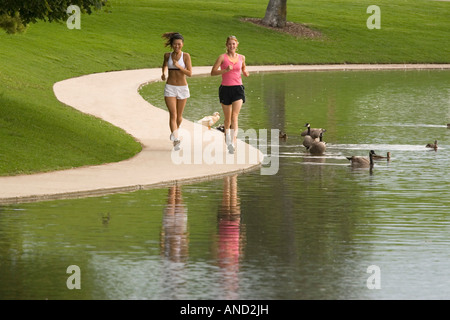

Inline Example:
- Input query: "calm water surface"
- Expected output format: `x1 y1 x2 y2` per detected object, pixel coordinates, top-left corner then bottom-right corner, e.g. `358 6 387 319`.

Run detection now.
1 70 449 299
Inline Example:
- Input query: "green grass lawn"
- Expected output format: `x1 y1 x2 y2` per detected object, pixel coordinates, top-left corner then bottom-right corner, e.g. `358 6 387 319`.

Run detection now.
0 0 449 176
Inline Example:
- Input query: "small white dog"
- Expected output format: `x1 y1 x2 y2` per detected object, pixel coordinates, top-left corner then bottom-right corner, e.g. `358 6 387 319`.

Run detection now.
197 112 220 129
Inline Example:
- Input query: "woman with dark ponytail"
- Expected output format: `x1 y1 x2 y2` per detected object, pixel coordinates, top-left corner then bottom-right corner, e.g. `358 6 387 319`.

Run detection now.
161 32 192 150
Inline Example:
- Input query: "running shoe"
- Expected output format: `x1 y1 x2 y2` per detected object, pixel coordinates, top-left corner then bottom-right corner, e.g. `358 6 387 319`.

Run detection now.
173 139 181 151
227 143 235 154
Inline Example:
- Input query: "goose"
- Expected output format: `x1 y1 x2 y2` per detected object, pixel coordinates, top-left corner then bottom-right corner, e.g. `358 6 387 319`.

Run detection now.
308 132 326 155
197 112 220 129
301 123 326 139
302 135 315 149
425 140 438 149
101 212 111 226
279 131 287 140
370 150 390 160
346 151 374 168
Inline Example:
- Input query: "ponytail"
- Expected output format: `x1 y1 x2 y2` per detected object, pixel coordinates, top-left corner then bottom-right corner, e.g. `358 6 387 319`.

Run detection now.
162 32 184 47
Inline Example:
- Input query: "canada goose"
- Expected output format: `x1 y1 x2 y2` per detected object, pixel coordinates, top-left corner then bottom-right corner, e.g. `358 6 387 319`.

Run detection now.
425 140 438 149
101 212 111 226
346 151 374 168
279 131 287 140
308 132 326 155
301 123 326 139
197 112 220 129
215 124 225 132
370 150 390 160
302 135 315 149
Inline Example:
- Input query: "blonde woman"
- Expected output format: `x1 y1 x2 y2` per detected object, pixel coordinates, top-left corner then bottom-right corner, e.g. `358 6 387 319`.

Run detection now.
161 32 192 149
211 35 249 153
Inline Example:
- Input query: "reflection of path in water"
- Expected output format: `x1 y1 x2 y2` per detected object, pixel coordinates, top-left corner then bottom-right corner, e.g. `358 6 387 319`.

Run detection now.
161 185 188 262
217 175 244 299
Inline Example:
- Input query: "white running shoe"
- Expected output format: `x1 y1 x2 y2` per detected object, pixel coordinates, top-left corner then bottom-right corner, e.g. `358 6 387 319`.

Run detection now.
227 143 235 154
173 139 181 150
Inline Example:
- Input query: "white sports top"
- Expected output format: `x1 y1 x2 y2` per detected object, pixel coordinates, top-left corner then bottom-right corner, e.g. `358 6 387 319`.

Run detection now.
168 52 185 70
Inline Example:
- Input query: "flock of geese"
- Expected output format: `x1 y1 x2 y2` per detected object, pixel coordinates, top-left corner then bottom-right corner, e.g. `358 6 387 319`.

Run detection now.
280 122 441 169
197 110 445 170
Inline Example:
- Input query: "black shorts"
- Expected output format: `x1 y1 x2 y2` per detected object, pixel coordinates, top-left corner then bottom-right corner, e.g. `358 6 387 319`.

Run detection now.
219 85 245 105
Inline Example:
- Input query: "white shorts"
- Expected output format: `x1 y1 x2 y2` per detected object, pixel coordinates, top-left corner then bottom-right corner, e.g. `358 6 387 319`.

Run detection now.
164 84 190 100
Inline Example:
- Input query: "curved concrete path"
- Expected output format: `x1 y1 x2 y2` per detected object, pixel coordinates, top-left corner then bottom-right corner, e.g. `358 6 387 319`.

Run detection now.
0 64 449 204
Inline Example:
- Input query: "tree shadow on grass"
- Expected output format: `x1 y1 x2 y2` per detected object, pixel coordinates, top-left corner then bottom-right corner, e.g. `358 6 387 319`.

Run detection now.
241 17 324 40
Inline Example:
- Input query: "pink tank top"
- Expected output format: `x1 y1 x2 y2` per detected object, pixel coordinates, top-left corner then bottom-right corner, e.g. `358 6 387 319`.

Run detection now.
221 54 243 86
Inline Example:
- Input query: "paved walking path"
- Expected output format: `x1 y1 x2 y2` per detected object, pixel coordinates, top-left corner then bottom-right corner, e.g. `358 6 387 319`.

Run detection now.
0 64 449 204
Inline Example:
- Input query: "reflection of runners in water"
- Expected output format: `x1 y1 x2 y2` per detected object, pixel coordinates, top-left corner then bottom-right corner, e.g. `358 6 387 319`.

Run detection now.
217 175 242 298
161 32 192 148
162 185 188 262
211 35 249 155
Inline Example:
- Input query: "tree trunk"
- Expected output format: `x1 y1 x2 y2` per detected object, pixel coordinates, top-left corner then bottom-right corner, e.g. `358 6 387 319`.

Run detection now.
262 0 287 28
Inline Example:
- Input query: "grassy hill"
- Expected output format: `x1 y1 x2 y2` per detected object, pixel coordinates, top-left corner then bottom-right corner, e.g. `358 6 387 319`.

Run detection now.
0 0 448 175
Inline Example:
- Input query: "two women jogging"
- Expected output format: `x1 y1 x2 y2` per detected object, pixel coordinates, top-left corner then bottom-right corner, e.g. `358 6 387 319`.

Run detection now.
161 33 249 153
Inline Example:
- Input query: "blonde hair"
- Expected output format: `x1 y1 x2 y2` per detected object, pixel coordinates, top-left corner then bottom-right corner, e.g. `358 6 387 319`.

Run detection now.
226 35 239 45
226 35 239 53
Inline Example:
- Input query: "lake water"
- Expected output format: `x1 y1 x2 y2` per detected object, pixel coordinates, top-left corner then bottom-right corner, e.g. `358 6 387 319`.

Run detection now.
1 70 449 300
